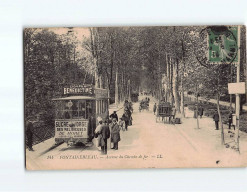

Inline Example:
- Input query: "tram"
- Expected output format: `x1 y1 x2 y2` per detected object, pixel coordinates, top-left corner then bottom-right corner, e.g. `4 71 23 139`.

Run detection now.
52 84 109 146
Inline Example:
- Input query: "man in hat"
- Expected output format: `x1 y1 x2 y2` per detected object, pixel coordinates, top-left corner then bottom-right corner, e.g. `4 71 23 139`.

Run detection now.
228 110 234 130
110 111 118 122
213 110 219 130
100 120 111 154
153 103 157 115
110 118 120 150
198 105 204 118
26 116 35 151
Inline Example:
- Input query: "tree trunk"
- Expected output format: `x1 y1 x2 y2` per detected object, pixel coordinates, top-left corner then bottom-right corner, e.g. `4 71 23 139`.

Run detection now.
196 86 199 129
169 57 174 105
128 79 131 101
181 40 186 117
165 54 170 102
217 92 225 145
173 58 180 113
115 67 119 107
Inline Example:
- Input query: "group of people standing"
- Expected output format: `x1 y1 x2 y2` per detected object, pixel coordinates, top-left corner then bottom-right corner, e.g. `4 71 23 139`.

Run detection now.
213 110 235 130
94 100 133 155
94 117 120 155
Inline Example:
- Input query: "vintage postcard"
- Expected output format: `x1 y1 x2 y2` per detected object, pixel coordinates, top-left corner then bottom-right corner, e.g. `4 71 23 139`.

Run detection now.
24 25 247 170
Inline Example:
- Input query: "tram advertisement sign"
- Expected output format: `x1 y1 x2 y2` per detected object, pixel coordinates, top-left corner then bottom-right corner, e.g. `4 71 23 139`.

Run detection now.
64 84 94 96
55 119 89 138
208 26 239 63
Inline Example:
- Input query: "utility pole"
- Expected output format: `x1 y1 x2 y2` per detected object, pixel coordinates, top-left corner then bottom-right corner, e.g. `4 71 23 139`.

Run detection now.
235 26 241 152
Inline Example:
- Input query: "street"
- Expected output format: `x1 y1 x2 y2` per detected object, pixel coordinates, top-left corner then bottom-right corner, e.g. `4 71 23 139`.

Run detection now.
26 96 247 170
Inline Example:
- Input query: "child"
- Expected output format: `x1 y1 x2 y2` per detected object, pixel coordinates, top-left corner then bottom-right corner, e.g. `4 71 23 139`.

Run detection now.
118 117 126 131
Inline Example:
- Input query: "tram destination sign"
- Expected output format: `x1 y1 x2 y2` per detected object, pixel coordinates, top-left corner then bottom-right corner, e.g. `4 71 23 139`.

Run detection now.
64 84 94 96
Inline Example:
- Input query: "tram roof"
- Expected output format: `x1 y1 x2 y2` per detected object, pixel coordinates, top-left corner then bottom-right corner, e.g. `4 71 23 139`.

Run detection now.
52 96 96 101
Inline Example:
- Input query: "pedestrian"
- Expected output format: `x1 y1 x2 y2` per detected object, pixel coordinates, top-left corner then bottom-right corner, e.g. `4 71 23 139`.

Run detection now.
198 105 204 118
213 110 219 130
129 102 133 113
110 118 121 150
193 106 197 118
94 117 103 151
184 104 189 118
153 103 157 115
122 112 129 131
98 120 111 155
26 116 34 151
118 117 126 131
228 110 234 130
110 111 118 122
124 100 129 110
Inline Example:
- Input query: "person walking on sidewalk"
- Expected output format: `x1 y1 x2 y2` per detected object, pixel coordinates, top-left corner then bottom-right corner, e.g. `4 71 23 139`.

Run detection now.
99 120 111 155
198 105 204 118
153 103 157 115
193 106 197 118
122 112 129 131
184 104 189 118
213 110 219 130
110 118 121 150
228 110 234 130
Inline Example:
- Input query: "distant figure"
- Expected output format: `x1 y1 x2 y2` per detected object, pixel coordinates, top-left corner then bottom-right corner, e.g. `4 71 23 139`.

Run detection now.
110 118 120 150
193 107 197 118
184 104 189 118
198 105 204 118
153 103 157 115
213 110 219 130
110 111 118 122
124 100 129 110
26 116 34 151
228 111 234 130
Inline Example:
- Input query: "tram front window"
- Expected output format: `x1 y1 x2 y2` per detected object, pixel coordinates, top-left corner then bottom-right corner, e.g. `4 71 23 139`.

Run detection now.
55 100 93 120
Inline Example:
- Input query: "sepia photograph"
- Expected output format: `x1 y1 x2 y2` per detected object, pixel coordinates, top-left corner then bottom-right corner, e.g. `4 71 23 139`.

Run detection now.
24 25 247 170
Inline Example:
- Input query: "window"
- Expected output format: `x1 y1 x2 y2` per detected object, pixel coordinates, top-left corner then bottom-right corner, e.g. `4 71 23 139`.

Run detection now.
55 100 94 119
79 100 86 119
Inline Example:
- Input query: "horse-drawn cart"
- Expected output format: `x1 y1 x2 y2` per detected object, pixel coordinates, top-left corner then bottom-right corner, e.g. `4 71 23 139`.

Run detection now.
139 100 149 112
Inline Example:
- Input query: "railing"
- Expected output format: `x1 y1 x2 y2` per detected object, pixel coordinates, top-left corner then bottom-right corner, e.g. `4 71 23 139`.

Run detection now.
25 124 55 146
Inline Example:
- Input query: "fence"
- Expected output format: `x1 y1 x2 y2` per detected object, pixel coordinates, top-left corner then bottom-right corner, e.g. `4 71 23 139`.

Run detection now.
25 124 55 147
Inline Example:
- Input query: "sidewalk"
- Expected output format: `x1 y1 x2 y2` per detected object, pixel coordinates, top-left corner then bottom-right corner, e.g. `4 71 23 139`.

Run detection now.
187 94 247 111
179 108 247 162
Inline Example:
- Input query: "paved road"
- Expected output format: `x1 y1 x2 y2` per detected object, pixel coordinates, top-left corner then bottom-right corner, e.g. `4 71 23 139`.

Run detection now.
26 97 247 170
